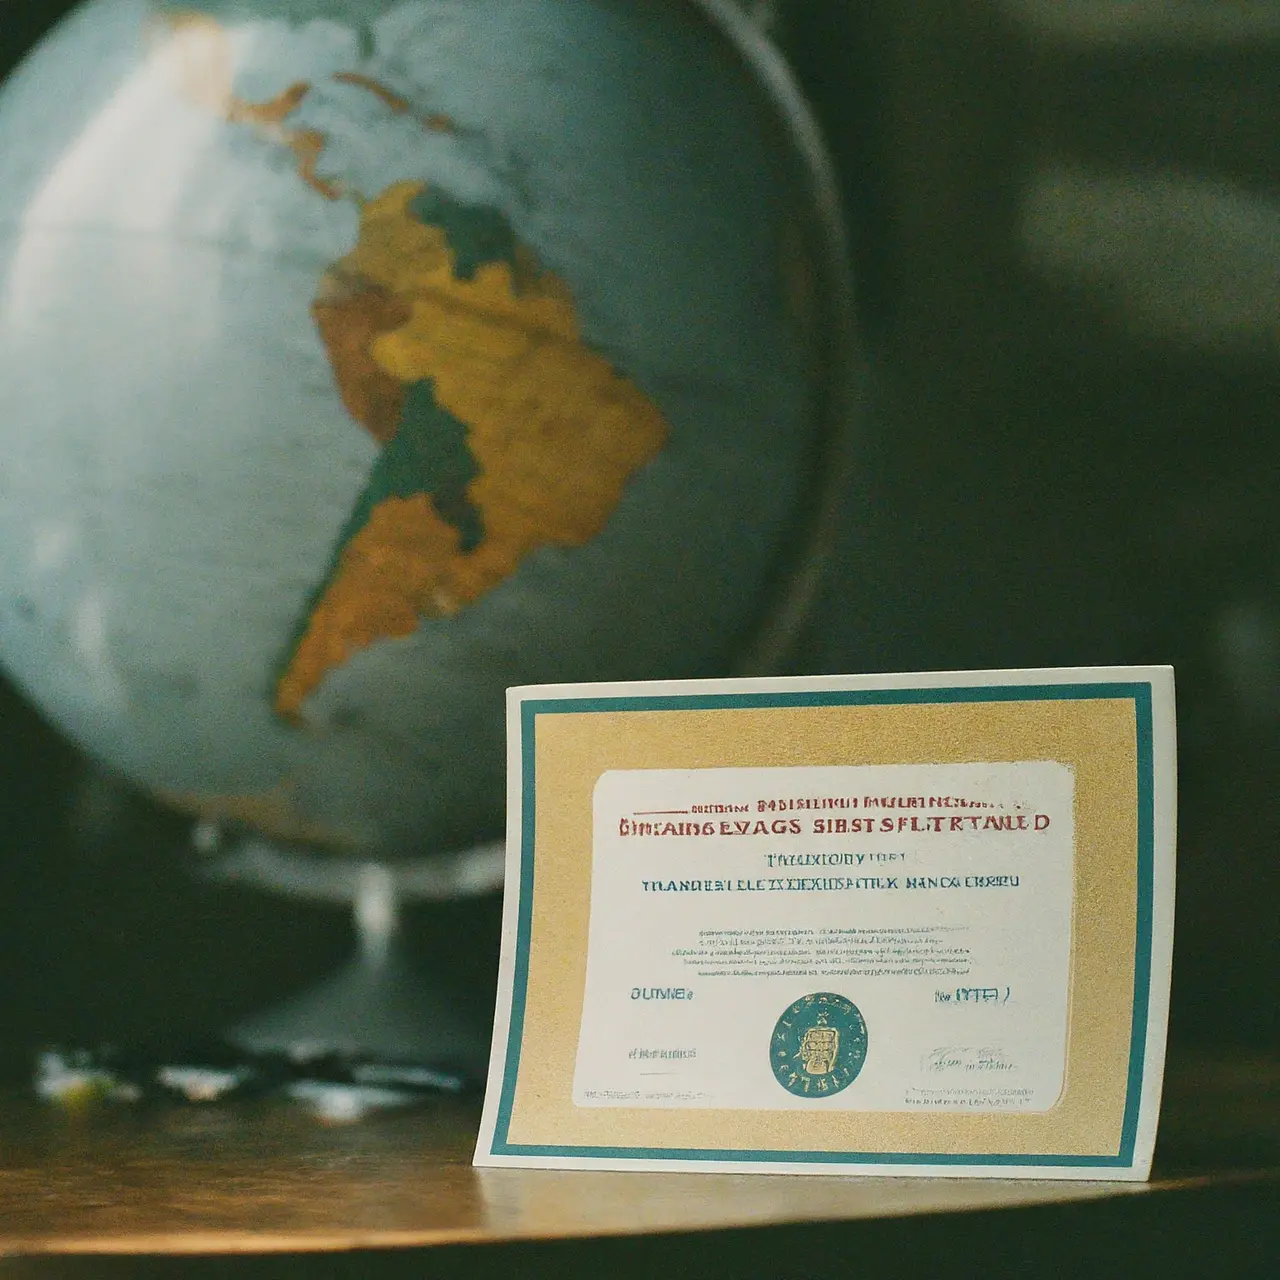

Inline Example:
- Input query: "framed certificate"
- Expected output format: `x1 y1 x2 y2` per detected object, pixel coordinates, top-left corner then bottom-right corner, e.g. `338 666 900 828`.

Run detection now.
475 667 1176 1178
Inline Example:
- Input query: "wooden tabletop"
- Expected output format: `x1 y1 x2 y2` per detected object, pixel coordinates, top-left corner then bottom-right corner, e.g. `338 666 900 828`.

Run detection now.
0 1050 1275 1258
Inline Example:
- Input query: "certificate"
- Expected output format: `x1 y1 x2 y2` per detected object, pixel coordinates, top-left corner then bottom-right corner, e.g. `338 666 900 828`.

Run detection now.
475 667 1176 1179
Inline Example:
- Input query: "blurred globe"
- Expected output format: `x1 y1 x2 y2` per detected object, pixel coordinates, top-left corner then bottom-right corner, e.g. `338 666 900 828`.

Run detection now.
0 0 851 871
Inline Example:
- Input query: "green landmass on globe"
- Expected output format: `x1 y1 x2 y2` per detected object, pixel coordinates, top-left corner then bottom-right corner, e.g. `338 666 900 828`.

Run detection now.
163 9 671 721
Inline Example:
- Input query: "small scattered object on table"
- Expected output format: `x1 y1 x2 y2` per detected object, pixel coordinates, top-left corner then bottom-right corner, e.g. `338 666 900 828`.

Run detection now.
34 1042 470 1123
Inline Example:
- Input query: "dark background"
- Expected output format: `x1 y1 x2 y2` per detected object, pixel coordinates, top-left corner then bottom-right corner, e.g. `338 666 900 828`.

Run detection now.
0 0 1277 1084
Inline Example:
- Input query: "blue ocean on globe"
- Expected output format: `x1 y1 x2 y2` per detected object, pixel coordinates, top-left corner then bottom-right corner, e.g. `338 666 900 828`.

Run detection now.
0 0 828 861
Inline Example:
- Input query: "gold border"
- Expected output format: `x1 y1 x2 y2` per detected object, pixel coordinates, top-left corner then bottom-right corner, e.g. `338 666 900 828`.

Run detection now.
506 698 1137 1157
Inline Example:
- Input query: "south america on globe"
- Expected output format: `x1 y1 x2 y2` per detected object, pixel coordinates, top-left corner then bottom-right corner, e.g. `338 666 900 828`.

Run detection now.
278 180 669 718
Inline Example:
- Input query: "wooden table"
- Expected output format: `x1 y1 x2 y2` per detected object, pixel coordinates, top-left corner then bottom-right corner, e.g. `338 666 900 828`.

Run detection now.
0 1050 1275 1276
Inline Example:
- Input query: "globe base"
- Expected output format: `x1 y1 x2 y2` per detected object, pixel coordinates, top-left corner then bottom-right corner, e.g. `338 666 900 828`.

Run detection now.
201 841 503 1078
227 936 490 1077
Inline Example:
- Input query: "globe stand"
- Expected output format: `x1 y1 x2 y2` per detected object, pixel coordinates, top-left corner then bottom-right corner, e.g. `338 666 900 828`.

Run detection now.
195 827 505 1077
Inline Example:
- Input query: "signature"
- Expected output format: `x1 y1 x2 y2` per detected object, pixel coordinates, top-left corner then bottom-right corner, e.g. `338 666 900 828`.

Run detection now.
923 1046 1015 1073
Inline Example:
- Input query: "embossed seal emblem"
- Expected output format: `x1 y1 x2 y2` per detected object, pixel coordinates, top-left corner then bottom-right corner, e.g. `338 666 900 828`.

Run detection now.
771 992 868 1097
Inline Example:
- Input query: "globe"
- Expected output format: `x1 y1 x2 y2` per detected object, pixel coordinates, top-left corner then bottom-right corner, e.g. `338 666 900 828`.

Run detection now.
0 0 854 1061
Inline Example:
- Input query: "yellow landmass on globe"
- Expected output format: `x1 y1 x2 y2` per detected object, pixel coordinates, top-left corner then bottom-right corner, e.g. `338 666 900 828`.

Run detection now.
312 280 411 442
367 187 672 583
273 493 463 716
275 182 669 716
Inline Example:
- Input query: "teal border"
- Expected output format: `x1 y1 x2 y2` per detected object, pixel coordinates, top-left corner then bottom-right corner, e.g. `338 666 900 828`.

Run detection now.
490 681 1156 1168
